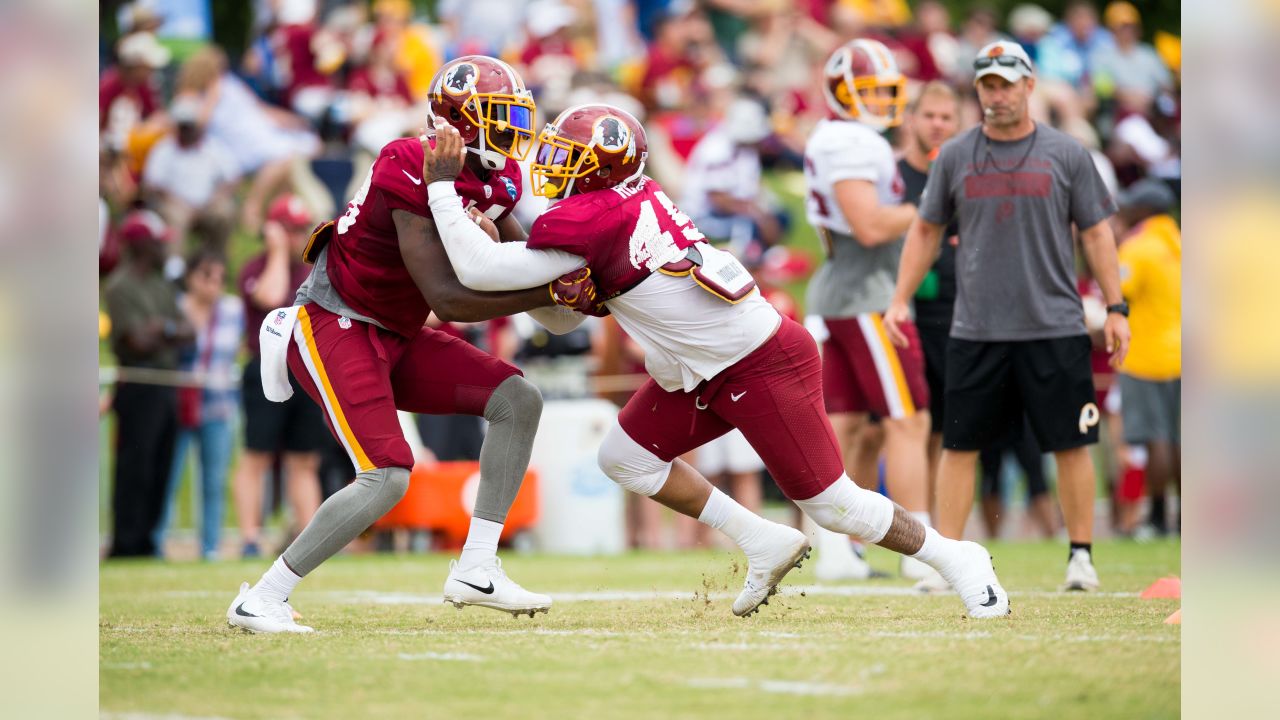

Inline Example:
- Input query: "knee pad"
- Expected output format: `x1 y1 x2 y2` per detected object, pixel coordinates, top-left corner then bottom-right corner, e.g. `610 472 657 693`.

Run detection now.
597 422 672 497
356 466 411 507
485 375 544 424
794 475 894 544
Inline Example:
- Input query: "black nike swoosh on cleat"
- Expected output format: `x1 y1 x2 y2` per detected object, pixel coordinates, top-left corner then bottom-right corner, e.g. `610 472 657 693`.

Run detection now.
980 585 999 607
234 602 260 618
456 579 495 595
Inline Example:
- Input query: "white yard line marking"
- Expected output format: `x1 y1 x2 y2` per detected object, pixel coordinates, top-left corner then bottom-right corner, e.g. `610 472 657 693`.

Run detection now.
101 661 153 670
688 642 795 651
100 622 1174 645
396 651 484 662
377 628 637 638
316 585 1139 605
99 707 235 712
156 586 1140 604
687 677 862 697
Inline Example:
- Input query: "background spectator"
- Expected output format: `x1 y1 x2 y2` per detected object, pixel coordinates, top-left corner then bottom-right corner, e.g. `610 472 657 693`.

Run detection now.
155 251 246 560
346 28 419 160
142 96 241 259
1008 4 1053 64
1114 178 1182 537
1091 2 1173 108
174 46 322 233
100 31 169 157
680 95 783 264
104 210 194 558
1038 0 1112 92
950 5 1006 84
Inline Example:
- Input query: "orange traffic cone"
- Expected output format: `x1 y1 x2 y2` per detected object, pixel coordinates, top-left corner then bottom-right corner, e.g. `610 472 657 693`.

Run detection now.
1164 609 1181 625
1140 576 1182 599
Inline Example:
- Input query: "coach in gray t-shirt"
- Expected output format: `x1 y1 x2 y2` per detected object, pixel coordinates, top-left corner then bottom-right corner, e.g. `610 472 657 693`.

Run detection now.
919 122 1115 341
885 40 1131 593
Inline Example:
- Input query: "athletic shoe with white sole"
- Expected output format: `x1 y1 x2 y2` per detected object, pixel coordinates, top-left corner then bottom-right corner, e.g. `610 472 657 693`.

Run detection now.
733 524 811 617
1062 548 1100 591
932 541 1010 619
443 558 551 617
227 582 315 634
912 567 952 594
814 550 876 582
811 525 877 582
900 554 933 581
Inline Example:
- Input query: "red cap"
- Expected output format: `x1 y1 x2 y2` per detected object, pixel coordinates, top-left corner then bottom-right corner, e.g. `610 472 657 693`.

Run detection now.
267 194 313 229
119 209 174 246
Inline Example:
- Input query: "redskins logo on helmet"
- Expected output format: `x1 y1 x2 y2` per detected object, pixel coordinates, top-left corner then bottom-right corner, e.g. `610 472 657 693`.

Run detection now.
428 56 536 169
822 39 907 130
595 117 630 154
531 104 648 199
442 62 478 95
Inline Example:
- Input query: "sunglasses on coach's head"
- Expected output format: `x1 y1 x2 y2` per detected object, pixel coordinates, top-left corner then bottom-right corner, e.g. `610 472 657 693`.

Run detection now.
974 55 1032 73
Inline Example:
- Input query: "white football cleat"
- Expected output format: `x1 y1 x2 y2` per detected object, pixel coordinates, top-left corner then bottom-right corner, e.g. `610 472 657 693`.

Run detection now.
814 551 875 582
900 554 933 581
733 524 811 617
933 541 1010 619
912 567 952 594
227 582 315 634
810 525 875 582
443 558 551 617
1062 548 1100 591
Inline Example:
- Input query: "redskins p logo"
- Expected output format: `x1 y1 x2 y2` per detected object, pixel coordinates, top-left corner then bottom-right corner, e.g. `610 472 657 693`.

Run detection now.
443 62 477 95
594 116 634 160
1078 402 1101 434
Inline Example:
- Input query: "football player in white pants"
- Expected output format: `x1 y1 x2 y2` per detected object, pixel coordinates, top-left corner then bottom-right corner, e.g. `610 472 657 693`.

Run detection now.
802 39 938 584
421 107 1011 619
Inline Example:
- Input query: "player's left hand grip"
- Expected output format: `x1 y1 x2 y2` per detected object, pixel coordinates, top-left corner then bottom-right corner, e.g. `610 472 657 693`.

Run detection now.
549 268 607 316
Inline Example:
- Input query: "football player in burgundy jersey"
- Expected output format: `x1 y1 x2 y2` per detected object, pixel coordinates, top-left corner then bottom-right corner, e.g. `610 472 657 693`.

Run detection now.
423 105 1011 619
228 56 599 633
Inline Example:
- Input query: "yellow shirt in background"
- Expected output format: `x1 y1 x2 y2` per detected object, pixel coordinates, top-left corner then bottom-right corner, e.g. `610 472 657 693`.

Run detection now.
1118 214 1181 380
836 0 913 28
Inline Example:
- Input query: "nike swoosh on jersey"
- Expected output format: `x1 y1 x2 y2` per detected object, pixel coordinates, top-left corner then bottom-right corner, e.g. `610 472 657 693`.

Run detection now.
402 169 423 185
730 391 747 402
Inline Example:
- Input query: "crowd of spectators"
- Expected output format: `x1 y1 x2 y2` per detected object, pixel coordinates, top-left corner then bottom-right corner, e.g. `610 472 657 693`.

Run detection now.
100 0 1180 558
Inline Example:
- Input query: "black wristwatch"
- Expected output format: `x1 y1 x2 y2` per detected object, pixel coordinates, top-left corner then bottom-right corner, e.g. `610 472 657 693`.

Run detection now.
1106 302 1129 317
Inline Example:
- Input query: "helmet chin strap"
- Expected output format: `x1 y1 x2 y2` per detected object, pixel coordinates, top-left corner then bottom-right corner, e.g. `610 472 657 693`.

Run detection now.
468 130 506 171
619 157 647 188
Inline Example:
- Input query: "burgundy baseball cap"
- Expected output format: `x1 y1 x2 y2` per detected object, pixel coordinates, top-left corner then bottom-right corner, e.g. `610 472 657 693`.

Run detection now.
118 209 174 246
267 194 313 229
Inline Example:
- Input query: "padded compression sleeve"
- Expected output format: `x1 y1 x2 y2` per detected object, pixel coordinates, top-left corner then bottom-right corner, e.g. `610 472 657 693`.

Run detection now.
472 375 544 523
428 181 585 291
281 467 411 576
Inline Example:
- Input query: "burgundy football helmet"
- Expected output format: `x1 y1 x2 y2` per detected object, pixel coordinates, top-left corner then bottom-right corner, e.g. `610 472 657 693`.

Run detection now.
822 39 907 130
427 55 536 170
530 104 647 198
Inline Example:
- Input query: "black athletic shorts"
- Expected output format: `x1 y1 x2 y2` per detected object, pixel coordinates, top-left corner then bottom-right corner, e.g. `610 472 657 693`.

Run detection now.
916 321 950 434
943 335 1099 452
241 356 330 454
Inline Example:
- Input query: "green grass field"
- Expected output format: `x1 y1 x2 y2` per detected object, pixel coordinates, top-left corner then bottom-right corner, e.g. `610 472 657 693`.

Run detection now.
101 539 1180 719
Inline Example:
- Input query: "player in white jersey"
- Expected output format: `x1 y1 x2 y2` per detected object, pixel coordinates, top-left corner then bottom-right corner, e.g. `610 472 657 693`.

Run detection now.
803 39 935 582
418 105 1010 620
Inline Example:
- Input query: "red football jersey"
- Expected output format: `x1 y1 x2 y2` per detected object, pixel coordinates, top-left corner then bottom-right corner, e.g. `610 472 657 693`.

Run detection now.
323 136 523 337
525 177 702 299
